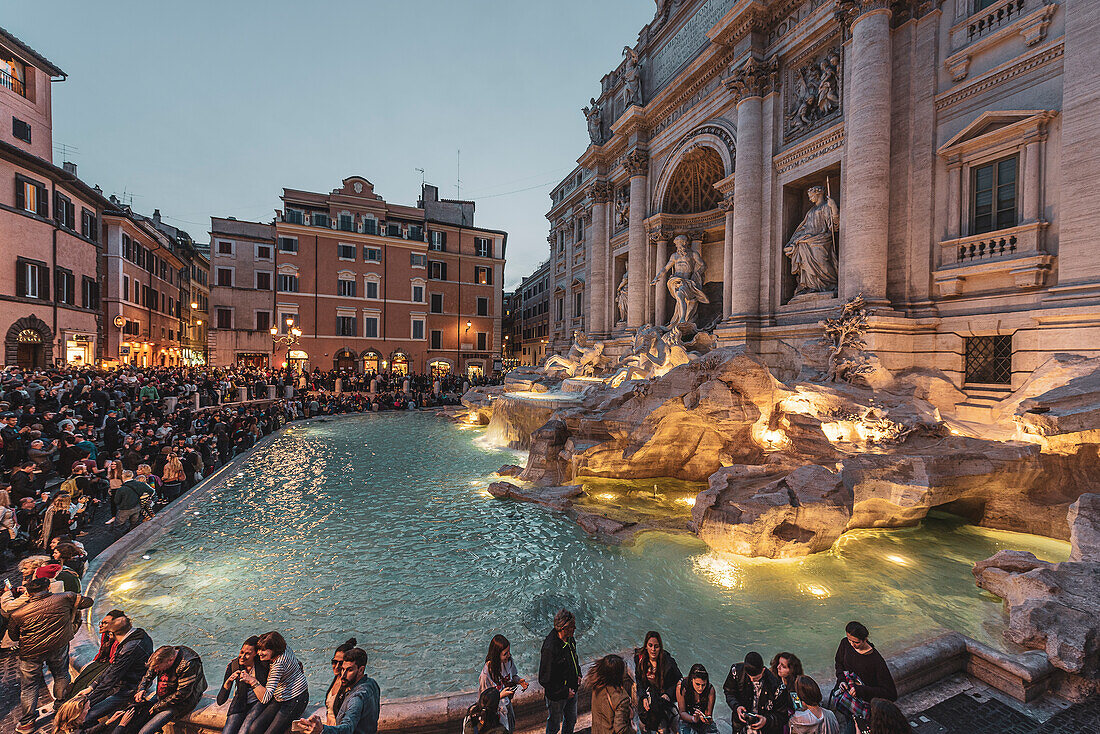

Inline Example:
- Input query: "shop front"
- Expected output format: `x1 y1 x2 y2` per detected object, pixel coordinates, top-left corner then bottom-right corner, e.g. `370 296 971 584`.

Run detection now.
63 332 96 367
390 350 409 376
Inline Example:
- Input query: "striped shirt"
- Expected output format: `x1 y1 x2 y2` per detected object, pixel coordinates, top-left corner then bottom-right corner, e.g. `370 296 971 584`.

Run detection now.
262 649 309 703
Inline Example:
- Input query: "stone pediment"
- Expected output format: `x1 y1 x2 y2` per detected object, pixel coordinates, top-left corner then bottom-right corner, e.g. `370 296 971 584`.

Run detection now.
335 176 382 199
938 110 1055 158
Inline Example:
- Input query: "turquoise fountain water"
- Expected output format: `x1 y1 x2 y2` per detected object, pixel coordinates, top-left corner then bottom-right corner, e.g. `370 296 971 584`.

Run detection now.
97 412 1069 700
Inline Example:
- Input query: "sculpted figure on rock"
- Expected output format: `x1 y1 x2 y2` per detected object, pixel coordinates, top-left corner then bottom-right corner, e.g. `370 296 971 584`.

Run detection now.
543 331 604 378
653 234 709 328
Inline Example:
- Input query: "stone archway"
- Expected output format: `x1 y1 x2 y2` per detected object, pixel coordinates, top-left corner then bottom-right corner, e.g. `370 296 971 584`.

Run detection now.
5 315 53 368
661 146 725 214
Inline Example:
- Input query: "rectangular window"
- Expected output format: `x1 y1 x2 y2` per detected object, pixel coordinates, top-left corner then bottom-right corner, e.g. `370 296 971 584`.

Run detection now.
363 246 381 262
217 240 233 256
55 268 75 305
430 231 447 251
408 225 424 242
338 213 354 231
477 332 488 351
82 276 99 309
412 284 424 302
557 298 564 320
412 319 425 340
216 267 234 287
53 192 75 230
81 209 98 241
15 258 46 299
284 208 304 225
256 244 272 260
429 261 447 280
311 212 331 228
574 291 582 317
430 329 442 349
430 293 444 313
338 243 356 260
337 315 357 336
256 271 272 291
475 266 493 285
474 237 492 258
965 335 1012 385
411 253 427 268
12 117 31 143
477 296 488 316
386 223 402 237
972 155 1017 235
256 311 271 332
337 279 356 297
365 280 379 299
364 316 379 338
278 236 298 253
216 308 233 329
15 175 47 216
279 313 298 333
363 219 378 236
277 274 299 292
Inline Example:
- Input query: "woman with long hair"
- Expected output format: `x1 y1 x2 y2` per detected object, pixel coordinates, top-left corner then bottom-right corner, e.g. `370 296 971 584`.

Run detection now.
462 688 507 734
585 654 634 734
324 638 358 725
634 631 682 734
53 694 88 734
675 664 716 734
771 651 803 717
478 634 527 732
161 452 186 502
218 636 270 734
40 493 72 548
857 699 908 734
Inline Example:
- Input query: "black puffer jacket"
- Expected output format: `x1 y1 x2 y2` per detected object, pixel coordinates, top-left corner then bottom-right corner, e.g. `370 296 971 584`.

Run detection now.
723 664 789 734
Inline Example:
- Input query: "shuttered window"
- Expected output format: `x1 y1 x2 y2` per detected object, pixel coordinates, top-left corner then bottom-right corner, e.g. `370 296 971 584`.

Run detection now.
15 175 47 216
15 258 48 299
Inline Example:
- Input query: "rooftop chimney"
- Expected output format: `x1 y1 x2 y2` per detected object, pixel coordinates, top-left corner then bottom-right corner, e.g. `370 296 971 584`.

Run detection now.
63 161 77 176
152 209 161 224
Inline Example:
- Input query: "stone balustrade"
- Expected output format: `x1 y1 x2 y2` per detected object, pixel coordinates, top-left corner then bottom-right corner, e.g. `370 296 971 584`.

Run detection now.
960 0 1028 47
935 222 1053 296
940 221 1045 266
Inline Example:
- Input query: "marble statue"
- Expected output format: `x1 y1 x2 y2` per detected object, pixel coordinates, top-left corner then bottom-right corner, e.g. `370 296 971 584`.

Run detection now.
653 234 709 328
784 185 839 296
615 188 629 228
787 49 842 134
609 325 698 386
616 265 629 324
583 98 602 145
623 47 642 106
543 330 605 377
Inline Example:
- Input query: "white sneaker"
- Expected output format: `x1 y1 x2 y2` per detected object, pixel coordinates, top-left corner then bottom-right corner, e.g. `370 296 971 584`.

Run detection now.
105 518 115 525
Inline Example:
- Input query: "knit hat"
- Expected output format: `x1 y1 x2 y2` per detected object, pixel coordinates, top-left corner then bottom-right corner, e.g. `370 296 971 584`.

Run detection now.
35 563 62 579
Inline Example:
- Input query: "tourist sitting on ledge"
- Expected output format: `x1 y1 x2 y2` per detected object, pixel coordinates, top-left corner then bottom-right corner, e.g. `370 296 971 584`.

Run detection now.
676 664 717 734
832 621 897 734
294 647 379 734
114 644 207 734
462 688 507 734
218 635 270 734
586 654 633 734
723 651 788 734
635 631 682 734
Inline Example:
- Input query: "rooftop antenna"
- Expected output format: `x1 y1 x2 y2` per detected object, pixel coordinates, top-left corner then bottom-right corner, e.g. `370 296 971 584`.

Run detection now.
415 167 426 188
456 149 461 199
54 141 79 163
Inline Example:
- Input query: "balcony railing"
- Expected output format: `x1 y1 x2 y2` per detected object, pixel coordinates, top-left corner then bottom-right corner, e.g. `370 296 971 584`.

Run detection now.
0 68 26 97
967 0 1026 44
940 221 1044 266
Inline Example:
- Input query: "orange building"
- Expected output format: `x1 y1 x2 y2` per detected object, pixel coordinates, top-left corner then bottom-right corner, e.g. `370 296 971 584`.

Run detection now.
0 26 110 368
260 177 506 378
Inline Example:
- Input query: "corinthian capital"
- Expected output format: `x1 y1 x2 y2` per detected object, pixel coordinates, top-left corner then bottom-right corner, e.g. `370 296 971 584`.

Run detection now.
724 56 780 105
587 180 614 203
718 195 735 213
623 148 650 177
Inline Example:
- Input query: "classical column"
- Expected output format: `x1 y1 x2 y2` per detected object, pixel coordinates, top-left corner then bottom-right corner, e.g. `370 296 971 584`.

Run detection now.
625 149 649 328
587 181 613 336
719 194 735 316
726 57 774 321
1022 137 1042 223
655 235 669 327
840 1 892 303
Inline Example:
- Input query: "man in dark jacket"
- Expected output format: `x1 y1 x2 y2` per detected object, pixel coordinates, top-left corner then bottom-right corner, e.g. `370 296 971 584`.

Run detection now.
538 609 580 734
113 472 145 531
8 577 94 733
723 651 789 734
126 645 206 734
83 614 155 726
295 647 380 734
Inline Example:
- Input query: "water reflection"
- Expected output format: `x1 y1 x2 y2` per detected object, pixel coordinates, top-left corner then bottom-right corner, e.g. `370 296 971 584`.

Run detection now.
97 413 1070 700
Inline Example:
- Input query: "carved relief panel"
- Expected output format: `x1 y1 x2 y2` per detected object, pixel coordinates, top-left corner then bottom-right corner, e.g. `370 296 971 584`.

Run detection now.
783 44 843 144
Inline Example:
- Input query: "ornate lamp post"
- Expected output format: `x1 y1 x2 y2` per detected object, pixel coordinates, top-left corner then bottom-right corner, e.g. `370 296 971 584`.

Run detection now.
270 316 303 373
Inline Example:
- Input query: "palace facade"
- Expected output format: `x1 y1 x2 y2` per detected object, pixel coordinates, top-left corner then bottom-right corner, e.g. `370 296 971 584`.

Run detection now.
547 0 1096 412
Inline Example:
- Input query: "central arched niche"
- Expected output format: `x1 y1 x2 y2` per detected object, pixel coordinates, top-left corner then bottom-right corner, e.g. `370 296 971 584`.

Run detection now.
661 146 724 214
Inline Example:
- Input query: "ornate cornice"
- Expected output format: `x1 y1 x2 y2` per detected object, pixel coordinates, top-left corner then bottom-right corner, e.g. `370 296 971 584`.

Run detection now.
623 148 650 177
587 180 614 204
773 122 845 175
935 41 1063 112
725 55 781 104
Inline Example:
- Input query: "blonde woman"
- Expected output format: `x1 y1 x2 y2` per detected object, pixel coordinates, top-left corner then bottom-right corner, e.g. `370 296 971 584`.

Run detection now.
162 452 186 502
0 489 16 557
53 694 88 734
40 493 72 548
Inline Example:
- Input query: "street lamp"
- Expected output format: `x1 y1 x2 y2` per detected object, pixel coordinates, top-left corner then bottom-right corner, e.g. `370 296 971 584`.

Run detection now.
272 317 303 373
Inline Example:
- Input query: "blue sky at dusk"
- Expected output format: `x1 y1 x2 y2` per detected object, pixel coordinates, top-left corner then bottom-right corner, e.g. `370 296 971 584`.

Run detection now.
2 0 652 288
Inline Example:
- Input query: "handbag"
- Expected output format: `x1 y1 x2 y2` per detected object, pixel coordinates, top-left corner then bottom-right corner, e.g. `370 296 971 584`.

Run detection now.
831 671 869 721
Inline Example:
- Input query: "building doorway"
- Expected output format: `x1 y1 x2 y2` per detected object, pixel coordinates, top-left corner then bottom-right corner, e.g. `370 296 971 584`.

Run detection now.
466 363 484 380
391 352 409 376
361 349 381 374
334 349 357 372
430 360 451 378
6 317 52 369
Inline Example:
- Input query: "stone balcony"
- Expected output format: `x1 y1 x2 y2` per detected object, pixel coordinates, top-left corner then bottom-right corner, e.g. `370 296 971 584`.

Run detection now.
945 0 1059 81
933 221 1052 297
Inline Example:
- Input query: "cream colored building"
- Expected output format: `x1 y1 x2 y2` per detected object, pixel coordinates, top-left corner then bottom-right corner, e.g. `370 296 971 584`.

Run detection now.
548 0 1096 411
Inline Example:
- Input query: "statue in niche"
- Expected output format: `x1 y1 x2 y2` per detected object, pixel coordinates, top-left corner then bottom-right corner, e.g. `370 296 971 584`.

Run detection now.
616 264 629 324
784 185 839 296
543 330 605 377
623 47 642 106
652 234 709 328
583 98 602 145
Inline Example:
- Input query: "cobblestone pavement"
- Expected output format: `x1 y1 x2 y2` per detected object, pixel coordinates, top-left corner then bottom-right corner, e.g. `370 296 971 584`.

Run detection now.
909 691 1100 734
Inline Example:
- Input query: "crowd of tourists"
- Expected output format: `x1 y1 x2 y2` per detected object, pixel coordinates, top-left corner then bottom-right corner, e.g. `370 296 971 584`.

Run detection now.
2 588 906 734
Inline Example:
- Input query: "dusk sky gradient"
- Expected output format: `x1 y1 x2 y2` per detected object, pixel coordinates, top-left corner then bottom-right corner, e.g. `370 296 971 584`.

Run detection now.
3 0 652 288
